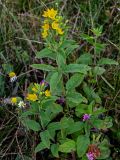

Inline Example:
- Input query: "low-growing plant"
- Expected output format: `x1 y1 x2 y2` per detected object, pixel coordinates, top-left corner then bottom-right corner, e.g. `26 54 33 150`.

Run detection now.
18 8 118 160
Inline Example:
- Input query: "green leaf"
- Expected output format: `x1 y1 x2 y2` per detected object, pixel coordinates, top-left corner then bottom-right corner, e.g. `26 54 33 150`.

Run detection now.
30 102 39 112
59 139 76 153
88 101 94 114
39 111 51 128
82 155 88 160
46 103 63 120
75 104 88 117
66 44 79 56
56 53 66 68
91 26 103 37
81 34 94 44
20 111 35 118
36 48 56 60
35 142 46 153
98 139 110 159
93 107 106 115
60 117 74 129
47 103 63 114
98 117 113 129
21 51 30 63
47 122 61 131
93 66 106 76
67 122 83 135
76 53 92 65
60 40 77 49
98 58 118 65
83 83 101 104
94 43 106 54
51 144 59 158
91 119 105 129
66 91 88 105
65 64 91 74
40 130 51 148
2 64 13 74
31 64 56 71
23 119 41 131
77 135 90 157
50 72 62 94
66 73 85 91
91 117 113 129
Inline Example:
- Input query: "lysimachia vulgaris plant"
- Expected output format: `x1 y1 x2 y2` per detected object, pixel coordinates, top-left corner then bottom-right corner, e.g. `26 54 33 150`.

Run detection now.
20 8 118 160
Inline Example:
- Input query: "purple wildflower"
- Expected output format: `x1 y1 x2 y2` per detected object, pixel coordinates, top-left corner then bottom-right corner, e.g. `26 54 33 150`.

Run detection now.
83 114 90 121
40 80 49 87
91 127 99 132
40 80 45 85
86 152 94 160
57 97 65 105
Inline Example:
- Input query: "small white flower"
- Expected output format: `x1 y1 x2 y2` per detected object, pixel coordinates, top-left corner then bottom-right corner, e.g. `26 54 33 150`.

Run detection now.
10 76 17 82
8 72 17 83
18 101 26 108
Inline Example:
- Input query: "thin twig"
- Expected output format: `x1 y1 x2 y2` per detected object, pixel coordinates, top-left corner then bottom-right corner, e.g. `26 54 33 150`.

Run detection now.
60 0 68 14
72 10 80 35
17 69 35 78
16 130 25 160
110 89 120 108
1 133 16 159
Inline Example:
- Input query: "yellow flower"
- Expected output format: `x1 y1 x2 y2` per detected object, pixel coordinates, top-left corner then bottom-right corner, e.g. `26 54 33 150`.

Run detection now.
43 8 57 20
42 10 49 18
26 93 38 101
57 28 64 35
42 30 48 38
32 87 38 93
11 97 17 104
9 72 16 78
45 90 51 97
52 21 59 30
42 23 49 30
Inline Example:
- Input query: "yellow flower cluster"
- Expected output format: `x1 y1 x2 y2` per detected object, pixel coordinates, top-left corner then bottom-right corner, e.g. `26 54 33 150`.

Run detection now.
32 87 38 93
9 72 16 78
42 8 64 38
45 90 51 97
43 8 57 20
26 81 51 102
8 72 17 82
11 97 17 104
26 93 38 102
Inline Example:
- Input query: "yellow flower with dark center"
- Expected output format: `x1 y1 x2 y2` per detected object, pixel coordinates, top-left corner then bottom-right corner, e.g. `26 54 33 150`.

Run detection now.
42 23 49 30
43 8 57 20
42 30 48 38
57 28 64 35
9 72 16 78
11 97 17 104
52 21 59 30
26 93 38 101
45 90 51 97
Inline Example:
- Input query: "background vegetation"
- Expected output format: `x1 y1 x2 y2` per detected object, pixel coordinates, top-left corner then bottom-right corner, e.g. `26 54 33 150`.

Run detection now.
0 0 120 159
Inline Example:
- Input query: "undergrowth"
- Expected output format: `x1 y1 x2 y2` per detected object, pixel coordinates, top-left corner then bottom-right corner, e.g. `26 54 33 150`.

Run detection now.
0 0 120 160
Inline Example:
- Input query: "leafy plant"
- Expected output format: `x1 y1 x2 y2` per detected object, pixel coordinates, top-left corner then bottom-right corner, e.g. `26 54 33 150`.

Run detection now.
19 8 119 160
